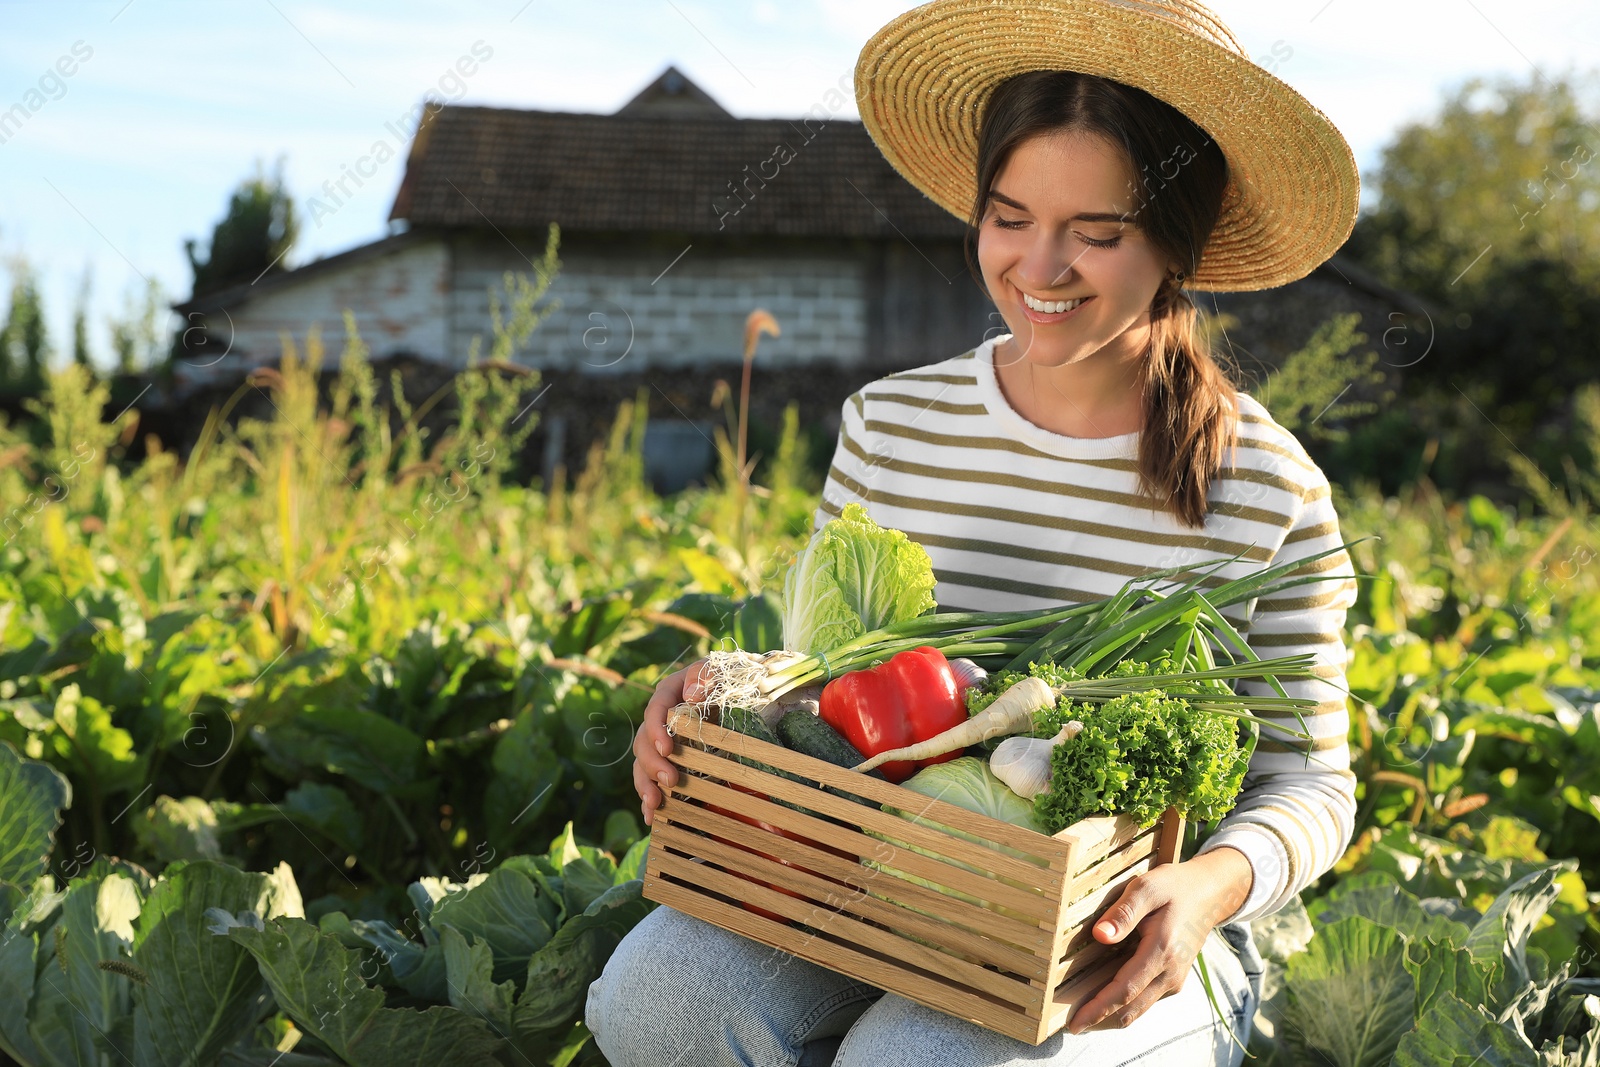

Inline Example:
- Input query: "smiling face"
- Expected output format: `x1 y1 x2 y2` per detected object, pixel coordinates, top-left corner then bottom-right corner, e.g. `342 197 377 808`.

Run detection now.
977 129 1181 374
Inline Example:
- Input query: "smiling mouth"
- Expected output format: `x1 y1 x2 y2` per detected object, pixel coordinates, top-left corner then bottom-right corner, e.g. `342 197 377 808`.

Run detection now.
1016 287 1094 319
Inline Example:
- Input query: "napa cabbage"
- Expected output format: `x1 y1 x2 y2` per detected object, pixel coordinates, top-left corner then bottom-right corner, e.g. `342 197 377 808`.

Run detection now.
780 503 937 655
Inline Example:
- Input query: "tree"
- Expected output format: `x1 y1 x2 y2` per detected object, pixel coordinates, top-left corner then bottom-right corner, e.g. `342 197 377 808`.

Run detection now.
1343 71 1600 408
107 277 165 374
185 158 298 299
72 268 93 370
1 260 50 390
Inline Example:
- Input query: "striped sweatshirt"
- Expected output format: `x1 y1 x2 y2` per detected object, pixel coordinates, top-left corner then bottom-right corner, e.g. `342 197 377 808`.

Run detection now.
812 334 1359 924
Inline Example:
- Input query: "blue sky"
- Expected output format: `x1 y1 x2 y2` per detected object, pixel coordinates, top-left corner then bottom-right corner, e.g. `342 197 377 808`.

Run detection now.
1 0 1596 369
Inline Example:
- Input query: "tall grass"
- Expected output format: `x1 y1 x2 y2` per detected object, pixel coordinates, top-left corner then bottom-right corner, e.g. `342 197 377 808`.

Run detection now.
0 313 820 665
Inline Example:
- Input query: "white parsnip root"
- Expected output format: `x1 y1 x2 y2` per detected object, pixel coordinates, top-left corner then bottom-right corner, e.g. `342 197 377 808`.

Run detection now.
851 676 1056 773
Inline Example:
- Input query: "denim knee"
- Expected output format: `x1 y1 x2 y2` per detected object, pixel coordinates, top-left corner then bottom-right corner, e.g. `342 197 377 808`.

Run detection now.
585 904 880 1067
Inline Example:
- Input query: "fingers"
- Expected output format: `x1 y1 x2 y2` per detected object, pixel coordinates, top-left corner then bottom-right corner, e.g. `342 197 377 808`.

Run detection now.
682 658 714 704
1097 967 1182 1031
633 757 664 827
1094 870 1162 944
633 660 704 826
1070 874 1216 1034
1068 928 1171 1033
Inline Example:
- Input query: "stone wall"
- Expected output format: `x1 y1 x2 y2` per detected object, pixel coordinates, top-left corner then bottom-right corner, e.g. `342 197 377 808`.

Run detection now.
173 237 450 387
447 231 873 372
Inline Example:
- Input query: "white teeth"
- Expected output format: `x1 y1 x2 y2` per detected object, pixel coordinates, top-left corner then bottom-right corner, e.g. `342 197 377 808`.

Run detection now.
1022 293 1084 314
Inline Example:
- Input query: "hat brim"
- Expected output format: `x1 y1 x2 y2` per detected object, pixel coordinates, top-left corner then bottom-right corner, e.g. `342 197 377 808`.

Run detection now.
854 0 1361 292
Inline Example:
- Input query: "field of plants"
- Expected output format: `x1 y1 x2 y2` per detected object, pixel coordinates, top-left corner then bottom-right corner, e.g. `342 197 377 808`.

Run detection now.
1 321 1598 1066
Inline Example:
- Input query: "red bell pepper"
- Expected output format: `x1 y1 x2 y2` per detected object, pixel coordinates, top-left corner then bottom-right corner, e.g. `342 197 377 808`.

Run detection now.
704 784 854 924
818 645 968 783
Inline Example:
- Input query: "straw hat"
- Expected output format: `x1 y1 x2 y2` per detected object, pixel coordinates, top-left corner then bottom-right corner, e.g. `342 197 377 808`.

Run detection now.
854 0 1360 292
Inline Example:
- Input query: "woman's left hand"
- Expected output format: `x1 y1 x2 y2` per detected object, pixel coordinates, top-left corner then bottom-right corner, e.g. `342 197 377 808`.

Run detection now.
1067 845 1254 1033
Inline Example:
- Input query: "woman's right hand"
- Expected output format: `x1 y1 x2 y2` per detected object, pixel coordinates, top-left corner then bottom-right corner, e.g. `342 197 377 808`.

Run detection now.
633 658 713 828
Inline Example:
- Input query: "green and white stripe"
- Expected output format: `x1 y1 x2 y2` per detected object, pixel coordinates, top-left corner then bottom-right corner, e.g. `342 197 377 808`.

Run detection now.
813 336 1360 924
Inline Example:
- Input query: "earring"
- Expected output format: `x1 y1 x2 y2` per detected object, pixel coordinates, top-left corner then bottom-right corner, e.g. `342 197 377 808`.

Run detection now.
1174 269 1186 284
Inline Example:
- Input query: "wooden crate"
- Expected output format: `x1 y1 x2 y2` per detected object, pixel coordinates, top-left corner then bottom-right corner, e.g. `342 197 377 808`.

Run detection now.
642 705 1185 1046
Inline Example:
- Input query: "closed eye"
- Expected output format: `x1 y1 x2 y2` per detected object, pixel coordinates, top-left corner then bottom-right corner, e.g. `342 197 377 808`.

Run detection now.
991 216 1123 249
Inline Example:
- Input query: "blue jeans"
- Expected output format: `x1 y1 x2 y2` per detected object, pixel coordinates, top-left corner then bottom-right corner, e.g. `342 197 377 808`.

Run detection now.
586 904 1264 1067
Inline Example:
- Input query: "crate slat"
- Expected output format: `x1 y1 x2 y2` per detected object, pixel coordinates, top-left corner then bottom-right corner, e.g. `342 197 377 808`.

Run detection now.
1052 856 1155 957
668 706 1074 865
671 745 1059 889
1054 812 1150 873
668 772 1060 921
653 806 1052 972
1062 831 1157 907
675 739 1062 889
645 868 1048 1044
647 849 1043 1010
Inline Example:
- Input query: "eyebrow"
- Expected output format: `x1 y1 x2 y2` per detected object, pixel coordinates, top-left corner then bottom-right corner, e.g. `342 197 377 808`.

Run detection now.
988 189 1137 225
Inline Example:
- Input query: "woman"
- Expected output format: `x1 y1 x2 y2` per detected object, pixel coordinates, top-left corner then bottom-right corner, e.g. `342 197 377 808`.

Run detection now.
591 2 1361 1063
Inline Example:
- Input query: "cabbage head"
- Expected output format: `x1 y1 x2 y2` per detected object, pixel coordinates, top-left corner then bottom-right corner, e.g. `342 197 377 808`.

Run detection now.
780 503 936 655
863 758 1051 926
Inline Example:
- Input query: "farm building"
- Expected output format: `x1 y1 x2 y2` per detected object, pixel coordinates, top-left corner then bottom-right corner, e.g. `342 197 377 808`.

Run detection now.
171 65 1434 490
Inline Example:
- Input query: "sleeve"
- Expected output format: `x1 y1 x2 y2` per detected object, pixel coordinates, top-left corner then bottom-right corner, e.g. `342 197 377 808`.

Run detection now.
812 389 875 534
1194 470 1360 924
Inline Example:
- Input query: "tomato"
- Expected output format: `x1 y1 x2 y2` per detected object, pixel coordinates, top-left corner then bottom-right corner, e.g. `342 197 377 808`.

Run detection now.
702 784 853 924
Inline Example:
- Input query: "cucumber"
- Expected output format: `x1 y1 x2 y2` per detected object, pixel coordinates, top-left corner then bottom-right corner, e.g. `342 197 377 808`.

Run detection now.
776 711 887 780
717 706 783 746
711 707 808 804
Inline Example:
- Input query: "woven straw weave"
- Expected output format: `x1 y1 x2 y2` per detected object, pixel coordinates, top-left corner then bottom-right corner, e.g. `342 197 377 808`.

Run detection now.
854 0 1360 292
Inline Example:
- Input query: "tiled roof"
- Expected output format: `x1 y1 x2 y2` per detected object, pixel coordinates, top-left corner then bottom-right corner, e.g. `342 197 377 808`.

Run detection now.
387 102 972 240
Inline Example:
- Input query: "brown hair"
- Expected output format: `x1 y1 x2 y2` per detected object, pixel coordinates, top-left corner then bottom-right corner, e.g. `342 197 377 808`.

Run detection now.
963 70 1239 529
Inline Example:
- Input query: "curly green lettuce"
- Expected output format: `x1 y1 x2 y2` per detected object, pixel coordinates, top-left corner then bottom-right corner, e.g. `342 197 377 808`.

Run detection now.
1032 687 1250 833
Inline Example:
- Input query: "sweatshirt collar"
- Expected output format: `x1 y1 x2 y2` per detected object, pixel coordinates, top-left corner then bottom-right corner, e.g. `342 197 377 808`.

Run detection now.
972 334 1141 460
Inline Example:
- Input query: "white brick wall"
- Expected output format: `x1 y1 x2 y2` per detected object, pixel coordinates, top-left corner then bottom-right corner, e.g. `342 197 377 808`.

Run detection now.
450 241 868 374
176 238 450 384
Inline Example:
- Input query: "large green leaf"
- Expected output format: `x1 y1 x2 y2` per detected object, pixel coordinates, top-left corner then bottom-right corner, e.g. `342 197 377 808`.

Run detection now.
282 781 365 855
130 861 300 1067
1281 915 1416 1067
1457 863 1568 1016
48 683 145 794
513 881 653 1045
614 836 650 885
131 795 270 865
0 875 64 1067
439 925 516 1038
227 917 506 1065
1405 936 1495 1019
426 867 557 985
1311 877 1473 947
56 873 143 1061
0 921 42 1065
1462 864 1566 975
251 706 428 797
1250 894 1314 964
551 593 636 659
340 915 447 1000
0 738 72 886
484 713 562 853
1391 992 1538 1067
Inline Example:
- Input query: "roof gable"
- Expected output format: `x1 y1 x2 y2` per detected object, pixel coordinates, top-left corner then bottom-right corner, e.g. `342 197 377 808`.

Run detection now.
615 64 731 119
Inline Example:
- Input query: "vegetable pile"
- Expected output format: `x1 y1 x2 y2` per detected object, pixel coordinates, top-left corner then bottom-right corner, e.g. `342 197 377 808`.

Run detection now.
686 506 1351 838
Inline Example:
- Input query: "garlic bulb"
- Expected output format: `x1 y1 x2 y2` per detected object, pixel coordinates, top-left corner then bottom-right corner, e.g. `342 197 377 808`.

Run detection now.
989 722 1082 800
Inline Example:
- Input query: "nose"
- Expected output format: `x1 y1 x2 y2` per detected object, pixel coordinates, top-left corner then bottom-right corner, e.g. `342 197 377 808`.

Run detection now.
1017 236 1078 292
